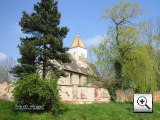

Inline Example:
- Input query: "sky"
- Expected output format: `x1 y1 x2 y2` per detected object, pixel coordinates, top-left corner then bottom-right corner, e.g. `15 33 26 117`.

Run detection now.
0 0 160 62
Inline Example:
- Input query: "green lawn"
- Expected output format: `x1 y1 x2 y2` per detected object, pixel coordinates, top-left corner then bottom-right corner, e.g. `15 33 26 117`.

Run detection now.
0 100 160 120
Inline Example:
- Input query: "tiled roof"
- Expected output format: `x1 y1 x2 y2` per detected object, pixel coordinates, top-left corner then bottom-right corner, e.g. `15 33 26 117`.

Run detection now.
62 57 100 77
70 35 86 49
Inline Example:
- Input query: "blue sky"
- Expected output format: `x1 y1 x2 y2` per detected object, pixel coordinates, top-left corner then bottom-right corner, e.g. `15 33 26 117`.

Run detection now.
0 0 160 61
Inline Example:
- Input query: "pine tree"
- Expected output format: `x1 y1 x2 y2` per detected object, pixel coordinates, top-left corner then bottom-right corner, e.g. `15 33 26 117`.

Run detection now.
12 0 70 78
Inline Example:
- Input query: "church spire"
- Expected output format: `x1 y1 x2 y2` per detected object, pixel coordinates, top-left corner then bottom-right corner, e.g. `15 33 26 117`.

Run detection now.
70 34 86 49
68 33 88 61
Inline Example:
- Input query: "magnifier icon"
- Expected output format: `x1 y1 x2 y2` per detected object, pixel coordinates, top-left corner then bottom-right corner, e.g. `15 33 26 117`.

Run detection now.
137 96 150 109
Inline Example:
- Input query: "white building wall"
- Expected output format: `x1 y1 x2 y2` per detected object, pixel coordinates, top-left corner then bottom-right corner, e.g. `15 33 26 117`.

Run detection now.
68 47 87 61
71 73 80 85
58 86 73 101
80 75 87 86
58 71 71 85
58 85 111 103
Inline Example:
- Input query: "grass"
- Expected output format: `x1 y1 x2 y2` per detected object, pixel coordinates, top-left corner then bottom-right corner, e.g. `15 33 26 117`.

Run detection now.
0 100 160 120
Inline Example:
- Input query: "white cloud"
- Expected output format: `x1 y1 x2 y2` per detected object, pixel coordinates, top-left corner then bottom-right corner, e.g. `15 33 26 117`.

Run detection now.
0 53 8 62
0 53 17 68
84 34 106 47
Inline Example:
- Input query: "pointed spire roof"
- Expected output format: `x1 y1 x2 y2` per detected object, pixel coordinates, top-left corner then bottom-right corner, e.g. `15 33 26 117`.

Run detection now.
70 34 86 49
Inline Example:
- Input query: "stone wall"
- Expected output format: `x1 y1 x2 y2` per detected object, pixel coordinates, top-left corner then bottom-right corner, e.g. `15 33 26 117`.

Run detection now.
0 81 110 104
154 91 160 102
58 72 88 86
79 75 87 86
58 71 71 85
0 82 14 100
71 73 80 85
57 70 111 103
116 89 133 102
59 85 73 101
116 89 160 102
1 81 160 103
59 85 110 104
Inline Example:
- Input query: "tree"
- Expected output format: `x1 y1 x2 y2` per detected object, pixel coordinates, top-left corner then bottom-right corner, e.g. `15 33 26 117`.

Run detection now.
138 18 160 89
103 0 142 81
98 0 141 86
155 18 160 89
13 74 68 114
12 0 70 78
139 20 154 45
122 45 157 92
91 38 115 82
0 55 16 82
0 65 8 82
92 0 157 95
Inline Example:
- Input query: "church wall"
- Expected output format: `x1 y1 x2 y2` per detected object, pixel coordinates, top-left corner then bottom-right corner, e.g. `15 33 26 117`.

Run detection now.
68 47 87 61
78 87 95 102
2 80 160 103
57 71 87 86
0 81 111 104
58 85 111 104
71 73 80 85
58 85 73 101
58 71 71 85
80 75 87 86
76 47 87 58
77 86 111 103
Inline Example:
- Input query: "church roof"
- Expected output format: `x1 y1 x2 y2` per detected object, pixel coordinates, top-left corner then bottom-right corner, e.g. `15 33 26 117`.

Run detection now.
62 57 100 78
70 35 86 49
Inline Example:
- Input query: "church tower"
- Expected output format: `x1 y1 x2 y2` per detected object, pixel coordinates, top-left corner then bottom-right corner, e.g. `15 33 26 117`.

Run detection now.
68 34 87 62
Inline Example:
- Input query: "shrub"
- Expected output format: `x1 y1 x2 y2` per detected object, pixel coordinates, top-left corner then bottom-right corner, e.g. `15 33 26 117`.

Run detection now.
105 80 117 102
13 73 66 114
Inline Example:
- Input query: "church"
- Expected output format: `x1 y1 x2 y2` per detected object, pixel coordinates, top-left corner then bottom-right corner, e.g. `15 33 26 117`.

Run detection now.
58 34 100 86
0 34 110 103
58 35 110 103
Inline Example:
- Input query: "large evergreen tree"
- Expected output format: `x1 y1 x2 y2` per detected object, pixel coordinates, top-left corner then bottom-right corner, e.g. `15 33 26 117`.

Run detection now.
12 0 70 78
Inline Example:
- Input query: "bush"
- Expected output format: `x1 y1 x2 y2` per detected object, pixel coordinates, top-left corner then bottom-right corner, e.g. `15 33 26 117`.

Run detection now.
106 78 132 102
105 80 117 102
13 73 66 114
